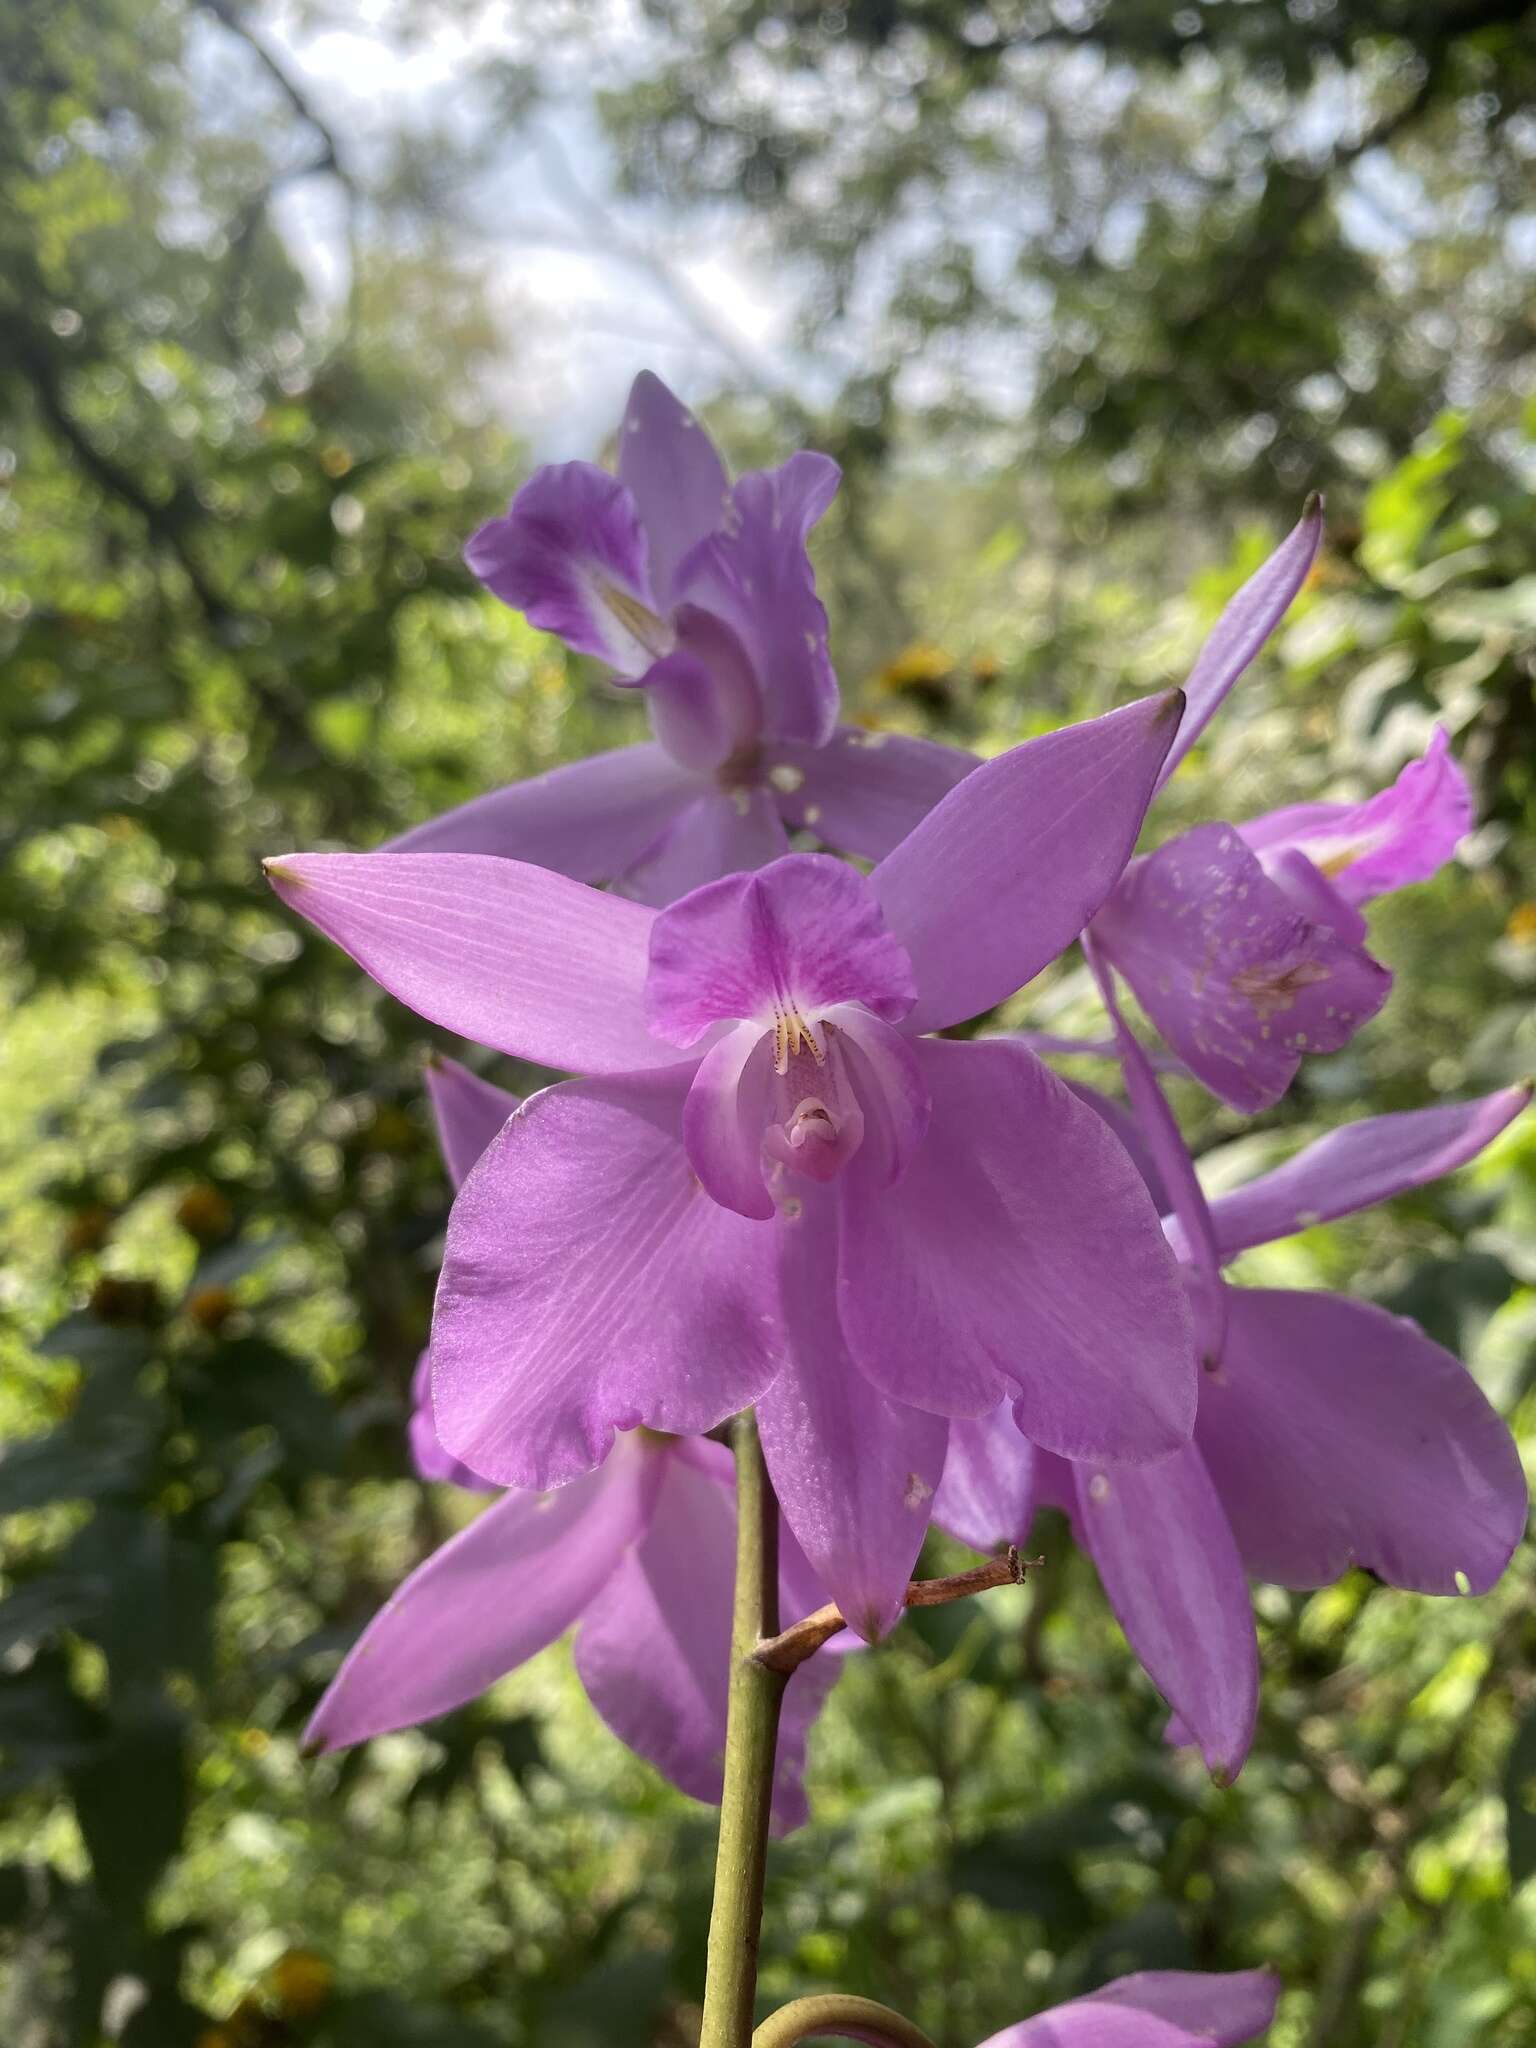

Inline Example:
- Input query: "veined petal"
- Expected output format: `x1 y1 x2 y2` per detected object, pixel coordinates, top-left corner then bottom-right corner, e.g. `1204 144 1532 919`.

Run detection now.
265 852 677 1076
1072 1447 1258 1780
758 1184 946 1642
827 1004 930 1187
432 1070 784 1488
574 1436 840 1832
981 1969 1278 2048
676 451 842 747
1082 1971 1280 2045
1239 726 1471 907
768 726 979 862
645 854 915 1048
1203 1086 1532 1259
1257 846 1368 946
1157 494 1323 791
1198 1287 1527 1593
407 1351 493 1491
872 694 1183 1036
640 606 762 771
933 1402 1048 1553
618 787 791 908
683 1023 777 1219
617 371 732 600
386 744 698 882
1085 941 1227 1362
303 1443 655 1751
838 1038 1196 1457
1090 824 1392 1114
465 461 668 675
1059 1080 1170 1216
423 1055 519 1190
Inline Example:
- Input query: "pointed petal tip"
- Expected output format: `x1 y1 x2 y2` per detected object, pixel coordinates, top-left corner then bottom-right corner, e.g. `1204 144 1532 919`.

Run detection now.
1302 489 1325 520
851 1600 901 1646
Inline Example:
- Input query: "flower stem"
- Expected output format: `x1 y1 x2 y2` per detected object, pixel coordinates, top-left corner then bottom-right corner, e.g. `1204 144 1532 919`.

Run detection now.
698 1410 789 2048
751 1994 939 2048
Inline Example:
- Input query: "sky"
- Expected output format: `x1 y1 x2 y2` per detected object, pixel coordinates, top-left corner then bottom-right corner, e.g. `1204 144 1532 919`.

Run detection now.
247 0 795 453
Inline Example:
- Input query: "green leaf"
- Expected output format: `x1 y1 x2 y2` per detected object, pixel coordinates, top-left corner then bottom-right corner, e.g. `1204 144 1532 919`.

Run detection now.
1505 1702 1536 1888
949 1834 1093 1936
540 1953 671 2045
0 1574 108 1656
317 1992 506 2047
34 1310 154 1369
189 1231 295 1292
62 1507 218 1686
68 1700 187 1917
0 1652 106 1792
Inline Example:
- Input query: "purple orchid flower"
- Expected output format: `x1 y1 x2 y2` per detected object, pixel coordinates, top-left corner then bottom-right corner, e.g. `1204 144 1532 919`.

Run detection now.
1090 725 1471 1113
266 694 1197 1640
975 1967 1278 2048
393 371 976 903
1074 493 1471 1113
1087 521 1471 1116
317 1052 842 1830
937 1041 1530 1779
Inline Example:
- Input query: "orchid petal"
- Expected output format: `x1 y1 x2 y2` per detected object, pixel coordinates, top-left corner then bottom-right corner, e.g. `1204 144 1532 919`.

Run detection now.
1239 726 1471 907
1259 846 1368 945
640 606 762 770
1090 824 1392 1114
1073 1447 1258 1780
618 787 792 907
1059 1080 1170 1216
839 1038 1196 1458
386 744 697 882
303 1444 655 1751
872 694 1183 1035
645 854 915 1048
465 461 666 675
265 852 677 1076
981 1969 1279 2048
768 726 979 861
1203 1086 1532 1260
617 371 731 600
758 1185 946 1642
682 1024 777 1220
933 1402 1046 1553
575 1436 839 1832
677 452 842 746
1086 941 1226 1361
828 1005 931 1187
1198 1288 1527 1593
407 1351 493 1492
432 1070 784 1488
423 1055 518 1190
1157 495 1323 791
1084 1970 1281 2043
983 2013 1197 2048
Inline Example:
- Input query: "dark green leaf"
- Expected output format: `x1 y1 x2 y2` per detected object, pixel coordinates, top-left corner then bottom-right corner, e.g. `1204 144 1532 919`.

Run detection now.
68 1700 187 1916
1505 1701 1536 1888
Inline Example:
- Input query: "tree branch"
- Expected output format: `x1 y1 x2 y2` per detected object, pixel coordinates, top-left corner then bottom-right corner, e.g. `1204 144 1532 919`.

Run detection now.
755 1549 1035 1677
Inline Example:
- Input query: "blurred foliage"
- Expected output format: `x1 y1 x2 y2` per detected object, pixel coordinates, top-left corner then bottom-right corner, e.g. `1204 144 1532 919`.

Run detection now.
2 3 1535 2047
